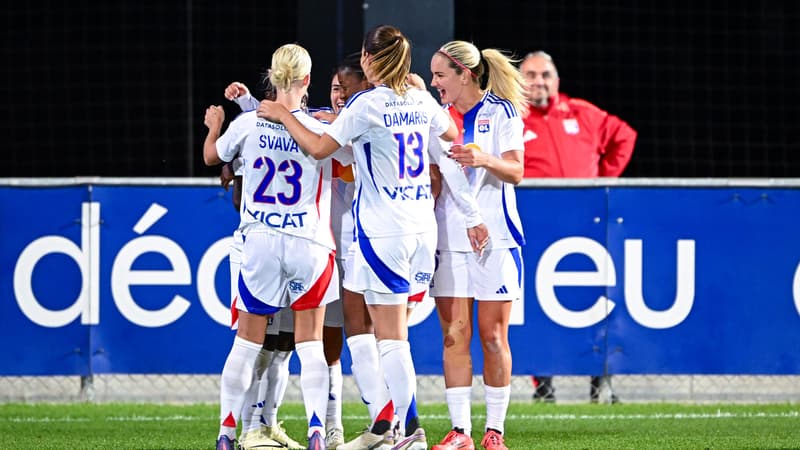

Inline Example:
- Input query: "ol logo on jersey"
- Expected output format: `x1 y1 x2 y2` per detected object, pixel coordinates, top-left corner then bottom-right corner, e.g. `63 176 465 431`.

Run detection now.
477 119 491 133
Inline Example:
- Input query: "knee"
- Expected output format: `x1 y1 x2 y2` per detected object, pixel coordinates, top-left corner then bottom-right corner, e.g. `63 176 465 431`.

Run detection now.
480 331 506 355
442 321 472 351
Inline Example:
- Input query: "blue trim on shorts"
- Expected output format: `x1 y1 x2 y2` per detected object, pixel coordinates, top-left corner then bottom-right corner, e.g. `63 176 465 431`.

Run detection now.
358 235 410 294
238 272 281 315
510 247 523 287
502 185 526 246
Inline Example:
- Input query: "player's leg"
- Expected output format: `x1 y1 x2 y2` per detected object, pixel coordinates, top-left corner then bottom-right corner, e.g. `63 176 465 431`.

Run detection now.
431 250 476 450
260 327 304 449
474 247 522 450
287 237 338 446
218 312 269 447
237 336 271 444
367 232 434 450
339 244 394 449
322 294 345 448
217 231 280 448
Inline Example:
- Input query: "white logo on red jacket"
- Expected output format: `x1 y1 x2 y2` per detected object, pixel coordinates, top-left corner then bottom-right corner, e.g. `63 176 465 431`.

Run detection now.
562 118 580 135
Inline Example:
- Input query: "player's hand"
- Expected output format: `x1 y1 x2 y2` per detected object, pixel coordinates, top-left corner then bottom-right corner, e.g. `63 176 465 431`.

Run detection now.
224 82 249 100
256 100 288 123
406 73 426 90
467 223 490 256
312 110 337 123
204 105 225 130
220 163 235 190
449 143 487 168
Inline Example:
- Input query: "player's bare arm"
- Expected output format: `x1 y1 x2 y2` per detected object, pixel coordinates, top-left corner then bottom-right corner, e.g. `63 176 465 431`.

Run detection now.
202 105 224 166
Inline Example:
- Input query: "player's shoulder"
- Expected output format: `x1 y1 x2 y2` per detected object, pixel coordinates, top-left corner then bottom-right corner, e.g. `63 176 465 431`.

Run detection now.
226 110 258 132
342 86 379 110
483 92 519 119
294 109 328 133
232 109 258 122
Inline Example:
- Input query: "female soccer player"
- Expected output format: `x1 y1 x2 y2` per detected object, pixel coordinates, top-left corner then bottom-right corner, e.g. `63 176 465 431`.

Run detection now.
203 43 351 450
257 25 487 450
427 40 527 450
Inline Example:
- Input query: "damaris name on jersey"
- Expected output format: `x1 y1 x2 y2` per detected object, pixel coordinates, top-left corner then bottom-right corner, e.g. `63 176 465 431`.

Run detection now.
382 110 429 127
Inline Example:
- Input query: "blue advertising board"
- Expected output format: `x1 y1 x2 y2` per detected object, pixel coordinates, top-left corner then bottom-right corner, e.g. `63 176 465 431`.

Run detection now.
1 180 799 376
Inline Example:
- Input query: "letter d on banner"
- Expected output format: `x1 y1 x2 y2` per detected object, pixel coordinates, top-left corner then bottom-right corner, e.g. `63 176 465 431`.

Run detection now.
13 202 100 327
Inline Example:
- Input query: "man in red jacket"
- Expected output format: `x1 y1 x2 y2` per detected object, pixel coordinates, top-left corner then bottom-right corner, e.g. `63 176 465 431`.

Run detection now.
520 51 637 178
521 51 636 403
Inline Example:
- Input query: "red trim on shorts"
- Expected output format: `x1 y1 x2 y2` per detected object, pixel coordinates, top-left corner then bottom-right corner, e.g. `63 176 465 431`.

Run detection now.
408 290 426 303
292 251 336 311
230 296 239 329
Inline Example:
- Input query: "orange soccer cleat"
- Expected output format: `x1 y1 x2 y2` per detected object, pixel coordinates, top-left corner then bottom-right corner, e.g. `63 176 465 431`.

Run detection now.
432 429 475 450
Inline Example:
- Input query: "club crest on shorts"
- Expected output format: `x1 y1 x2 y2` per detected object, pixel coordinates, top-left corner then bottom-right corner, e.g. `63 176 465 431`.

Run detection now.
288 280 306 293
414 271 432 283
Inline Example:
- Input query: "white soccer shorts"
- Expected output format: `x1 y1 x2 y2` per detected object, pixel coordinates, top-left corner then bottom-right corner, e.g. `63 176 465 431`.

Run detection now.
430 247 523 301
343 231 435 306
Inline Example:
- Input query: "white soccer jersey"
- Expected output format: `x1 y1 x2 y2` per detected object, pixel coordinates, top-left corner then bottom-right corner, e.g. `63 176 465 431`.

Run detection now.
326 86 450 239
216 109 335 249
331 177 356 257
436 92 526 251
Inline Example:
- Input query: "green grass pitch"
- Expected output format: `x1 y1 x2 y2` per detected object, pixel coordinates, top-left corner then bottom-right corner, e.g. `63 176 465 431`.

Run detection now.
1 402 798 449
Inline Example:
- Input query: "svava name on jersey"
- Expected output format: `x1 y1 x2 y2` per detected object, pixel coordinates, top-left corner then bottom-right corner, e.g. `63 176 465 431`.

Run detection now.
382 110 428 127
247 207 308 229
259 134 300 152
381 184 433 200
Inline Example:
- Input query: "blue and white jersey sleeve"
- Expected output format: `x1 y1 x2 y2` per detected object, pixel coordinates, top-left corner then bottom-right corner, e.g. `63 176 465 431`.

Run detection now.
331 144 355 167
429 136 483 228
474 97 525 249
233 93 259 112
216 111 255 163
325 94 370 147
428 97 452 138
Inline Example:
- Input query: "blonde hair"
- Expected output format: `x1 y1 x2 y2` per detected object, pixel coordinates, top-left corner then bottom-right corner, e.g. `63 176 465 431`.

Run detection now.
268 43 312 93
437 40 527 115
363 25 411 96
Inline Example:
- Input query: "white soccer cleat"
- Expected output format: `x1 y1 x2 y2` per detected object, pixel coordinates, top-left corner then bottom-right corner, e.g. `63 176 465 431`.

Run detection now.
263 421 305 449
238 429 284 449
336 427 394 450
392 428 427 450
326 427 345 448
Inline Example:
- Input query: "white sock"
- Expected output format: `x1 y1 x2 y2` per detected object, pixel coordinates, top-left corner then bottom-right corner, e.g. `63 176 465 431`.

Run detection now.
262 349 292 426
347 334 391 423
378 339 417 437
218 336 261 439
484 384 511 434
446 386 472 436
296 340 329 437
241 348 271 434
326 362 343 430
